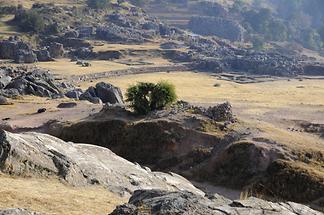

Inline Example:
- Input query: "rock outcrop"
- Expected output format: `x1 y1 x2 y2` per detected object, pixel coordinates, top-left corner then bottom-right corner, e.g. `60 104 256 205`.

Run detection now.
0 66 79 98
189 16 246 42
110 189 323 215
0 130 203 196
47 103 324 208
80 82 124 104
0 38 37 63
0 208 41 215
4 69 62 98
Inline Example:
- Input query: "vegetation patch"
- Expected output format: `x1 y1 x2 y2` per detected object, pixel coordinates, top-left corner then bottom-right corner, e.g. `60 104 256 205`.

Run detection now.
126 81 177 115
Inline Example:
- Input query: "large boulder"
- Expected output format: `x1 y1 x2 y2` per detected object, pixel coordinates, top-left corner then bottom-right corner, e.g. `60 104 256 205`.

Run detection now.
35 49 54 62
110 190 323 215
14 50 38 64
95 82 124 104
188 16 246 42
0 76 12 89
80 82 123 104
48 42 64 58
0 130 204 196
0 38 37 63
0 95 10 105
96 24 146 43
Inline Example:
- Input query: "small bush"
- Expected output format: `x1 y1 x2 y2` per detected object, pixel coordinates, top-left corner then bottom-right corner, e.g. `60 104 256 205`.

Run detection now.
126 81 177 115
14 10 45 33
86 0 110 9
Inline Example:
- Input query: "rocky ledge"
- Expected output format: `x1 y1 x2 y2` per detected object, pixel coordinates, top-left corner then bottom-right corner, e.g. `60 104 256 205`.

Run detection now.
110 189 323 215
0 129 203 196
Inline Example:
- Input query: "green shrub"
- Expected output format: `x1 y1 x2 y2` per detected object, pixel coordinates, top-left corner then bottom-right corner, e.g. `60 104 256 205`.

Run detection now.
126 81 177 115
14 10 45 33
86 0 110 9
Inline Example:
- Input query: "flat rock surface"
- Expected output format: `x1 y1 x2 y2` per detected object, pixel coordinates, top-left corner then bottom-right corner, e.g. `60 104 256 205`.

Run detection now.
0 130 203 197
0 209 40 215
110 190 323 215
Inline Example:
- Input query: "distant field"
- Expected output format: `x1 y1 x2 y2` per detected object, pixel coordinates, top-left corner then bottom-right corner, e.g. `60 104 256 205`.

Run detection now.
35 56 173 77
80 71 324 108
79 71 324 151
0 15 19 39
0 0 85 8
0 174 126 215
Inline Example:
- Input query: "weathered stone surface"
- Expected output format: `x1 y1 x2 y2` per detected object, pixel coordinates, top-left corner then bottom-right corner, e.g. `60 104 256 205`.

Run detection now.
0 208 41 215
79 82 123 104
5 69 62 98
0 38 37 63
95 82 124 104
0 95 10 105
189 16 246 42
0 76 11 89
35 49 54 62
110 190 323 215
48 42 64 58
0 130 204 196
196 102 234 122
57 102 77 108
65 89 83 99
96 24 146 43
14 50 37 64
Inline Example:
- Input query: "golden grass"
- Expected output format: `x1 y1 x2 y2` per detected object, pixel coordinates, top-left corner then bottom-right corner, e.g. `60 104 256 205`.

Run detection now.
0 15 20 39
36 59 130 76
0 0 84 8
34 57 174 77
80 71 324 108
79 71 324 151
0 174 126 215
91 42 162 52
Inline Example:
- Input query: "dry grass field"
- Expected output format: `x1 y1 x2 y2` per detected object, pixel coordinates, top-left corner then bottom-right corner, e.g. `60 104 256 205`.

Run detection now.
91 42 162 52
35 57 173 77
80 71 324 108
0 0 84 8
0 174 126 215
79 71 324 151
0 15 20 38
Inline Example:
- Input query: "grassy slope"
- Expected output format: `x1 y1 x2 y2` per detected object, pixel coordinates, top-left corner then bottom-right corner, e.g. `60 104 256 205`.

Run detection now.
0 174 126 215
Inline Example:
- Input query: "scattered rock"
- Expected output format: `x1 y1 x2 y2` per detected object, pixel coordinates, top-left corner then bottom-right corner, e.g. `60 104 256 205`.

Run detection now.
57 102 77 108
65 89 83 99
37 108 47 113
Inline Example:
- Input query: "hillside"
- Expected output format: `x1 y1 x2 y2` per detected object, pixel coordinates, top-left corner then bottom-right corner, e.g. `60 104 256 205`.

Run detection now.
0 0 324 214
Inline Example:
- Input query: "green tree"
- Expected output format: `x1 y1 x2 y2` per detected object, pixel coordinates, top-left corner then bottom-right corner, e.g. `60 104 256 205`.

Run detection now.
319 26 324 43
151 81 177 110
126 81 177 115
251 35 265 50
14 10 45 33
